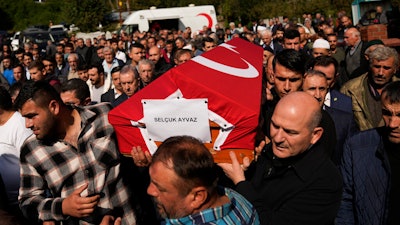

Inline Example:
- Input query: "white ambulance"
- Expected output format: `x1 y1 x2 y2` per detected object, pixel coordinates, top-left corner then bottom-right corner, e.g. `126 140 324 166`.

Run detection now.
121 4 217 34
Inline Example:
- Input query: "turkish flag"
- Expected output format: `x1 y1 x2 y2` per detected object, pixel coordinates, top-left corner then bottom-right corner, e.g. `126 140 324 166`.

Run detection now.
109 38 263 157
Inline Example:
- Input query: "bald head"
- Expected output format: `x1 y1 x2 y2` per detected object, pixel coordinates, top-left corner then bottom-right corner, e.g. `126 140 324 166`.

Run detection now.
148 46 161 63
271 92 323 158
277 92 321 129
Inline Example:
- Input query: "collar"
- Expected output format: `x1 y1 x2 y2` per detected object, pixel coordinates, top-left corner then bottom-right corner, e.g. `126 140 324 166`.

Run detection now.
367 76 383 100
324 91 331 107
73 104 99 127
165 187 232 225
263 141 328 181
349 40 361 54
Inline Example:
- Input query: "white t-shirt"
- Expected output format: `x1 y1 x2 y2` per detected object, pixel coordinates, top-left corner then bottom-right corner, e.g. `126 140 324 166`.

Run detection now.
91 85 105 104
0 111 32 206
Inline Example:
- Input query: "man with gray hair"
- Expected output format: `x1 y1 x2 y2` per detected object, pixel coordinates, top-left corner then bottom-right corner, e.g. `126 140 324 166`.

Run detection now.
138 59 155 89
67 53 79 80
341 46 400 131
343 27 365 80
113 64 140 107
260 29 282 54
102 46 124 91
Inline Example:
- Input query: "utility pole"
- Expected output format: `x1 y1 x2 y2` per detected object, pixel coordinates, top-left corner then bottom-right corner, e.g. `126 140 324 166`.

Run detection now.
126 0 130 13
119 0 123 26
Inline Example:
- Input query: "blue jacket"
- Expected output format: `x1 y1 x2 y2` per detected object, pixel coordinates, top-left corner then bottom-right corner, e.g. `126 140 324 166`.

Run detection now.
325 106 358 164
330 89 353 114
336 127 390 225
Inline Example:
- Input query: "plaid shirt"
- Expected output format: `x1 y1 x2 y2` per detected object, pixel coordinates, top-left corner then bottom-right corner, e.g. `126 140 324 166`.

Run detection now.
19 103 136 225
165 187 260 225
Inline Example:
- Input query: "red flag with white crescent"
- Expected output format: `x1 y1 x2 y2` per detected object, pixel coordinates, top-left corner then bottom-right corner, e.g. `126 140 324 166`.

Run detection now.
108 38 263 155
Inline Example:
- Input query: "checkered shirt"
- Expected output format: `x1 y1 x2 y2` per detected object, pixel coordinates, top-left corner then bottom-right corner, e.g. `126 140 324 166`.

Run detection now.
165 187 260 225
19 103 136 225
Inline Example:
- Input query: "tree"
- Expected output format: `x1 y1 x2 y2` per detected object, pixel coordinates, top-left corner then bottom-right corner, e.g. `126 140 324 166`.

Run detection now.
62 0 107 32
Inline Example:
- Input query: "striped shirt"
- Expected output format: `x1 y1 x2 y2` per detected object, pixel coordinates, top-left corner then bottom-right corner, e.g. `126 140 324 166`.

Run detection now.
18 103 136 225
165 187 260 225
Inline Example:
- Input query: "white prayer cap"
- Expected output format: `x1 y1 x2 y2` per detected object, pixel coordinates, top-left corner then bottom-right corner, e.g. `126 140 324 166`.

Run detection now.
313 39 330 49
257 26 267 31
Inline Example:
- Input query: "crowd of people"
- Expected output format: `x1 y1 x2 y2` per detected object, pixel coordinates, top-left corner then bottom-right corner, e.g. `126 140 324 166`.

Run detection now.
0 7 399 225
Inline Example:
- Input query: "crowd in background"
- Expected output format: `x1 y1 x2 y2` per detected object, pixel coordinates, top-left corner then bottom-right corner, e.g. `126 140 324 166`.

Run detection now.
1 5 400 225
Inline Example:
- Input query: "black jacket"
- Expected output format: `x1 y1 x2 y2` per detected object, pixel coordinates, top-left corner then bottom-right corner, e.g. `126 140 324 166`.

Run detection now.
236 142 342 225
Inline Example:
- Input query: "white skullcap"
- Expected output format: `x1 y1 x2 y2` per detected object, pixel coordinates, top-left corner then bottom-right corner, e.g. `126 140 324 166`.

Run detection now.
257 26 267 31
313 39 330 49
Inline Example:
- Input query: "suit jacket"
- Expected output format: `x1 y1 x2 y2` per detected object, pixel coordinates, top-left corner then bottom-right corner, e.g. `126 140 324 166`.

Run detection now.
325 106 358 164
112 93 128 108
272 40 283 54
101 88 117 104
329 89 353 114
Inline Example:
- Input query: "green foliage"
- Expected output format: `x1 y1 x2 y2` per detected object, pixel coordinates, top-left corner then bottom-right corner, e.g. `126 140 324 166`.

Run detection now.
0 0 106 32
1 0 398 32
61 0 106 32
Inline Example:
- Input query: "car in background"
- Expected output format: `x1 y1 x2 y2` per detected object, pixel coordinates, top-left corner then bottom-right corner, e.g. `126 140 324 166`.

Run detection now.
11 31 20 51
19 28 54 53
49 24 68 43
68 24 79 33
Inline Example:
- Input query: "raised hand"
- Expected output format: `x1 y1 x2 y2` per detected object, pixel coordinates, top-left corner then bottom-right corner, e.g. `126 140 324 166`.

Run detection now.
131 146 152 167
218 151 248 185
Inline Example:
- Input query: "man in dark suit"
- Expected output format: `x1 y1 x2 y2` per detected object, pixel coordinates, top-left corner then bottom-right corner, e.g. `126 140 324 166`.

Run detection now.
312 56 353 113
260 29 283 55
112 64 140 107
302 70 357 164
101 66 124 105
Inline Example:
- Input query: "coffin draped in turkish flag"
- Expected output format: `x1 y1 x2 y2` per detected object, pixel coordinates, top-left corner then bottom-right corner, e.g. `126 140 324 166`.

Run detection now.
108 38 263 160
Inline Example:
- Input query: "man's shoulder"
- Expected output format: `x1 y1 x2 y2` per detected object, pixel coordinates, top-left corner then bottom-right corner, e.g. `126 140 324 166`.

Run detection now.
20 134 55 162
223 187 259 223
83 102 113 115
335 47 345 54
340 73 368 93
112 94 128 107
331 89 350 99
329 89 353 112
346 128 382 149
101 88 114 97
224 187 253 207
325 106 353 120
114 58 125 67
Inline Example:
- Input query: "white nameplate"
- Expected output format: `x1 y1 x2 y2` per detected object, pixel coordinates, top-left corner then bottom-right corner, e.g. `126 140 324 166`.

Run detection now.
142 98 211 142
